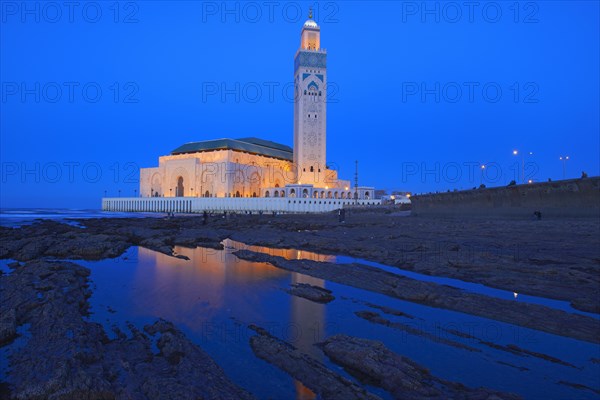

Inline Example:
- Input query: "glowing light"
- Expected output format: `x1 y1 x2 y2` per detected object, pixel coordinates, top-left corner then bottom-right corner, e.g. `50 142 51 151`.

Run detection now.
513 292 518 299
528 179 533 184
513 150 518 155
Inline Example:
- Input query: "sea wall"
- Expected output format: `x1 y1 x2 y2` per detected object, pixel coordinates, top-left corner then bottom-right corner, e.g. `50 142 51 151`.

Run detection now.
411 177 600 218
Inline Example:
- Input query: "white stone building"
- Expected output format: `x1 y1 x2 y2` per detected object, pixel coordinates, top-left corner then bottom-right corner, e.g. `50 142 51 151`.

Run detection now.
139 13 374 202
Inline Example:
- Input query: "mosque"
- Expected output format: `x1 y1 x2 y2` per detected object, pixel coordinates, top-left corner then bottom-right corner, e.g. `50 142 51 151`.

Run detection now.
138 12 375 202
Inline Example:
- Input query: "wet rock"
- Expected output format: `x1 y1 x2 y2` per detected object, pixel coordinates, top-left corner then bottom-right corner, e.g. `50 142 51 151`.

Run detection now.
557 380 600 396
320 334 521 400
355 310 479 352
286 283 335 303
0 308 17 345
363 302 415 319
0 260 255 400
248 325 381 400
3 211 599 315
234 249 600 344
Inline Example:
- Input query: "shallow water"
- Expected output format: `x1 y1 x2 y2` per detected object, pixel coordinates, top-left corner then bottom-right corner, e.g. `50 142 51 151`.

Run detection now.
77 242 600 400
0 259 17 275
226 239 600 320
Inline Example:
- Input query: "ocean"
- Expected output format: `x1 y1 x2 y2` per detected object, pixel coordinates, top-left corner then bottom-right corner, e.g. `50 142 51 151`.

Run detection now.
0 208 163 228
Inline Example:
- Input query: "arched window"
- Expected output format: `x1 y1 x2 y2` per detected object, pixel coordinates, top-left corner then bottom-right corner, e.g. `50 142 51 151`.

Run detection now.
252 192 257 197
302 189 309 198
290 189 296 198
365 191 370 199
265 191 270 197
334 192 338 199
274 191 279 198
205 190 210 198
327 191 332 199
235 191 241 198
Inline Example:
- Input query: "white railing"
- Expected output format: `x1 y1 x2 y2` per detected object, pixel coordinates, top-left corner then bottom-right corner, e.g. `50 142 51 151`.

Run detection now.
101 197 381 214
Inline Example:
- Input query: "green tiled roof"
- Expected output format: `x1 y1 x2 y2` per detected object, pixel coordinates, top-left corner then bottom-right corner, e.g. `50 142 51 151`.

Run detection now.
171 137 293 161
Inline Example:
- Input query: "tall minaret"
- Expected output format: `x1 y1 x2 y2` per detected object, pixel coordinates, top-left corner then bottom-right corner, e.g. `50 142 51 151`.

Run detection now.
293 9 327 186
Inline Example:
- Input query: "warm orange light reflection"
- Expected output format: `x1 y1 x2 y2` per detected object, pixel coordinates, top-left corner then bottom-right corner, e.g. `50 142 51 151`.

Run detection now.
134 241 330 399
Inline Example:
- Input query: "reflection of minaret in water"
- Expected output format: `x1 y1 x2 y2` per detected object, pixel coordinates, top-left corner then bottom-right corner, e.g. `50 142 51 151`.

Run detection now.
289 249 332 400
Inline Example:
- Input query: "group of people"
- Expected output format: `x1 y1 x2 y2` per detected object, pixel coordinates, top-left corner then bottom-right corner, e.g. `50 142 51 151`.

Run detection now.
165 208 349 223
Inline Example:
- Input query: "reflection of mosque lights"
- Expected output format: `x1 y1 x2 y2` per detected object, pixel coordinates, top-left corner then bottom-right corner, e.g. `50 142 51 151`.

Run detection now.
136 243 328 399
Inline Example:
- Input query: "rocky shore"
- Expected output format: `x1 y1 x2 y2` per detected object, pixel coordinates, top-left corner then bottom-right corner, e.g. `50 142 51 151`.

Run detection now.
1 208 599 398
0 259 254 399
319 334 521 400
234 249 599 343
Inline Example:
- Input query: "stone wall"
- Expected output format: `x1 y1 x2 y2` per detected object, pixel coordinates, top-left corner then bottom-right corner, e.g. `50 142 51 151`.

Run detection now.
411 177 600 218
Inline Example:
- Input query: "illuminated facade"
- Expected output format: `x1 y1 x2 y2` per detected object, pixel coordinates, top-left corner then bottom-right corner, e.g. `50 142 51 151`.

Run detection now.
139 13 374 201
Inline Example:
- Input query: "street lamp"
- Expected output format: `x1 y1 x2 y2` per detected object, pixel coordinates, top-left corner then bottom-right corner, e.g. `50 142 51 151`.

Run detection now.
512 150 533 183
559 156 569 179
480 164 486 185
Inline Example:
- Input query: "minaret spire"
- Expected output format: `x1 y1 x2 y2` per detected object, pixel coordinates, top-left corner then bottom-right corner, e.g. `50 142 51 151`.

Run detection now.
308 7 313 19
294 13 326 186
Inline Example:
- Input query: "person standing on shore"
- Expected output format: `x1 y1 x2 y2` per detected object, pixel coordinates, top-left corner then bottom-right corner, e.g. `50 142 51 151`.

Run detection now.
338 208 346 223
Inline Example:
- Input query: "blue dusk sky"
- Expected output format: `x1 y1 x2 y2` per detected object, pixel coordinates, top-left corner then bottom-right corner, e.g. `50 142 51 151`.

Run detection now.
1 1 598 209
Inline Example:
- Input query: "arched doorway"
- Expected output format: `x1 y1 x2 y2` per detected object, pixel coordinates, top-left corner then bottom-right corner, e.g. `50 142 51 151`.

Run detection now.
274 191 279 198
176 176 184 197
265 191 270 197
235 191 241 198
